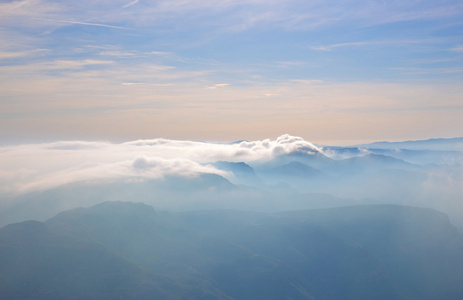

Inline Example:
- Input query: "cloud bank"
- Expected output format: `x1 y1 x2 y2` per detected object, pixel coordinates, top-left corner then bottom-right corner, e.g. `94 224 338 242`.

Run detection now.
0 134 322 195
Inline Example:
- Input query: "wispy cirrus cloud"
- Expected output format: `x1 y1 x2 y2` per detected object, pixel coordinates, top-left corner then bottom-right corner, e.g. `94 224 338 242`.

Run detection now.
98 50 137 57
0 0 62 22
33 18 132 29
310 42 373 51
276 61 306 68
206 83 230 89
391 66 463 75
122 0 139 9
49 59 115 69
0 49 47 60
2 0 462 34
450 46 463 52
310 39 433 51
96 50 171 58
1 0 463 146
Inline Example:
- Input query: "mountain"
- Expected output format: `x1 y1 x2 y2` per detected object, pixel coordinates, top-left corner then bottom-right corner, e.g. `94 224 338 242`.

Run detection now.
2 144 461 231
260 151 419 176
364 148 462 166
212 161 265 187
256 161 327 190
357 137 463 151
1 150 457 228
330 153 420 174
2 201 463 299
0 173 239 227
277 205 463 299
0 219 229 300
269 161 325 178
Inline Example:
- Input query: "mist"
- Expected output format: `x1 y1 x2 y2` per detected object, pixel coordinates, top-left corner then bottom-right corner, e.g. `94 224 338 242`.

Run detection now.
2 134 463 299
3 0 463 298
1 134 462 229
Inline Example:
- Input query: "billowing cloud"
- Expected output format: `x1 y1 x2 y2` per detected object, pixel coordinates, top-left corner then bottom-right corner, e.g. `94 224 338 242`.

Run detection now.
0 134 321 195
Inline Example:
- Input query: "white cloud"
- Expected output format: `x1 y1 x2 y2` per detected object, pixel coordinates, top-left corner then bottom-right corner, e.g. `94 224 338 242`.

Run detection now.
276 61 306 68
0 0 62 24
98 51 137 57
450 46 463 52
0 49 47 60
122 0 139 9
121 82 142 86
309 40 428 51
146 51 171 56
131 156 227 178
0 135 322 195
34 18 132 29
49 59 115 69
206 83 230 89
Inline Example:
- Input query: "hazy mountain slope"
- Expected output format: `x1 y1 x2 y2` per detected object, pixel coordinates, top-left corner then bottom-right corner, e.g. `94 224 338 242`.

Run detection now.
331 153 420 173
212 161 265 187
182 205 463 300
263 151 334 170
2 142 461 229
222 216 402 300
278 205 463 299
263 161 325 179
45 202 316 300
357 137 463 151
0 173 240 227
0 219 231 300
3 201 461 299
363 148 463 165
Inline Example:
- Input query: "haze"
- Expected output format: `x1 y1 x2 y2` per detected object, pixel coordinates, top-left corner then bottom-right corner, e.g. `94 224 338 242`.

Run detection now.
2 2 463 299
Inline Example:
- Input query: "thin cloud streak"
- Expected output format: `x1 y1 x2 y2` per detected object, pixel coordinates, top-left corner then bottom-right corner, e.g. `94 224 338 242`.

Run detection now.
0 49 46 60
122 0 139 9
450 46 463 52
310 39 435 51
3 1 461 33
33 18 133 29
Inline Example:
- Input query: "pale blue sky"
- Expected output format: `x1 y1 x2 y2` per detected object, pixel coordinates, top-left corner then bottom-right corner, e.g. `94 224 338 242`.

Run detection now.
1 0 463 145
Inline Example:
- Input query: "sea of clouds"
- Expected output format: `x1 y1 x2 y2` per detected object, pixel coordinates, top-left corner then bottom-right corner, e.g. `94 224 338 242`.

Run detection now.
0 134 322 195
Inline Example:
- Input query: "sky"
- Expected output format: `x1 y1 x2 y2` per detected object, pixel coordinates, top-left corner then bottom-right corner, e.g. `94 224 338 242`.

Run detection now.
1 0 463 145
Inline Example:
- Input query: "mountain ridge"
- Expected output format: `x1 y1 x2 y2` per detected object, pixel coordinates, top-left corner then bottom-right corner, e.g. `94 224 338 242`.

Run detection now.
357 137 463 151
2 201 463 299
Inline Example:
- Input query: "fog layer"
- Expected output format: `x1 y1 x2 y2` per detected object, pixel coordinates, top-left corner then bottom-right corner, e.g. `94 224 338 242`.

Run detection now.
1 134 462 228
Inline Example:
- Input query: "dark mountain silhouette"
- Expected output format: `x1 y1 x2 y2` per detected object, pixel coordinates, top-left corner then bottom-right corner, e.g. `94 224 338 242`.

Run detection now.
2 201 463 299
0 219 230 299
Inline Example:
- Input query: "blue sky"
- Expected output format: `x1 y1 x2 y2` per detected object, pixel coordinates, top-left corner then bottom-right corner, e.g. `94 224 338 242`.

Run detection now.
1 0 463 145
